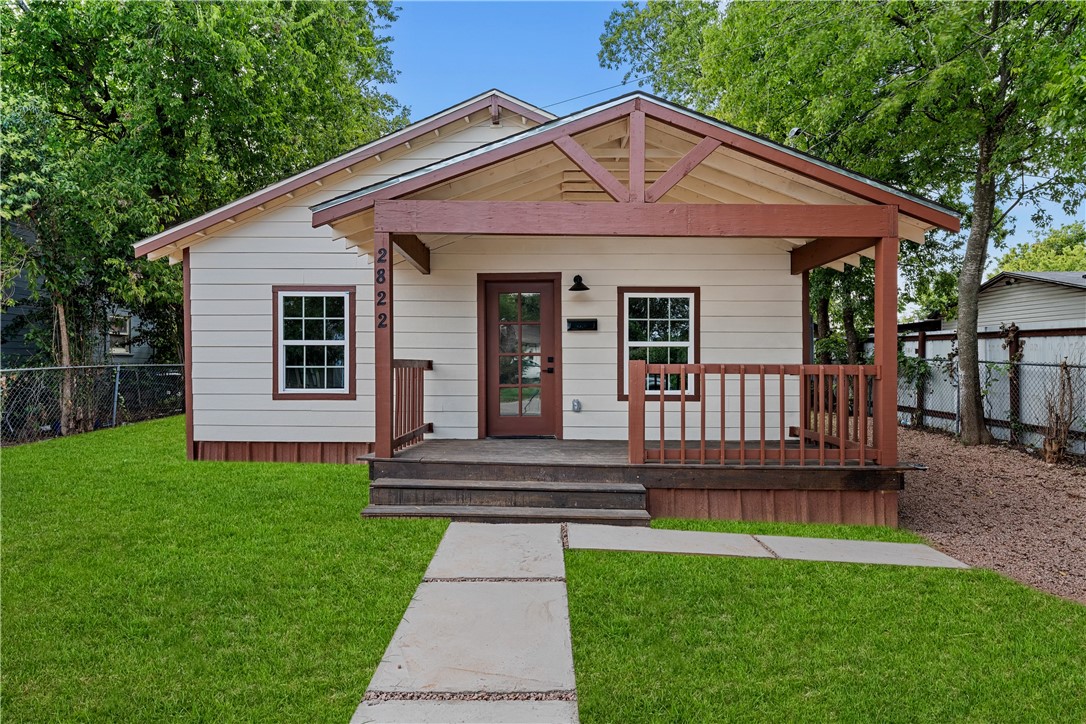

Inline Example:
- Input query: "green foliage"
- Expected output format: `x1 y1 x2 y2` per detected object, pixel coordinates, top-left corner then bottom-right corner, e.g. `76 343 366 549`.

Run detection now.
1 0 406 362
995 222 1086 273
899 351 932 386
813 332 848 364
600 0 1086 443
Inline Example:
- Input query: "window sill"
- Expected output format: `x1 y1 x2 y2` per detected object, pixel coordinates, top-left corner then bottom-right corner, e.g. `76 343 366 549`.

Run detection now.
272 390 356 401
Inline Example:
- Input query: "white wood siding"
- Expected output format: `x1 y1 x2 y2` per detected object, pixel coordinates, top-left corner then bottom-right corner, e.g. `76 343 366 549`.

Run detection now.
189 119 522 443
395 235 801 441
945 279 1086 332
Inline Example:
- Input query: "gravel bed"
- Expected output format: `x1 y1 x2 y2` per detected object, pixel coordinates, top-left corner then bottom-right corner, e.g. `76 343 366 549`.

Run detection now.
899 427 1086 604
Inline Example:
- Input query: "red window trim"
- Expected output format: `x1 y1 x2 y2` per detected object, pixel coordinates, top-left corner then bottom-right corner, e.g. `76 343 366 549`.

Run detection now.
272 285 357 401
616 286 701 402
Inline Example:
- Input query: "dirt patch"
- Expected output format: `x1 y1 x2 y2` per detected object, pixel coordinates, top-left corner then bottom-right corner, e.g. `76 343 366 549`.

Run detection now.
899 427 1086 604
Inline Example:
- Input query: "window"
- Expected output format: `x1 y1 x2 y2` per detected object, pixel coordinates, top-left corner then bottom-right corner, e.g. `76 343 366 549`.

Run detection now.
109 315 132 355
618 287 699 399
273 287 355 399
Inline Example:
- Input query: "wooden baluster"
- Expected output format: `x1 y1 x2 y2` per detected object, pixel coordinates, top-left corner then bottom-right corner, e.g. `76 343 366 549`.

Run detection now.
798 368 806 467
758 365 766 465
699 366 707 465
818 366 826 466
858 370 867 466
779 368 786 465
679 366 687 465
739 365 746 465
720 370 727 465
659 368 666 463
839 366 847 465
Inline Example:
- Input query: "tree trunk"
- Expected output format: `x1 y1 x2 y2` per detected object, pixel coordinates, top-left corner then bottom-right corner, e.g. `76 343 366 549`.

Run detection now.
56 300 74 436
957 133 998 445
842 305 861 364
816 295 832 364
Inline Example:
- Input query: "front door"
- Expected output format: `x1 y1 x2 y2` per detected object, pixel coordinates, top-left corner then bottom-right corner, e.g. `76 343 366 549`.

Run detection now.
484 280 559 437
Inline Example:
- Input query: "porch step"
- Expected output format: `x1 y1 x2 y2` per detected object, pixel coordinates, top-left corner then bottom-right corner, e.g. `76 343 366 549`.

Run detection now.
370 478 646 510
371 458 632 485
361 504 651 526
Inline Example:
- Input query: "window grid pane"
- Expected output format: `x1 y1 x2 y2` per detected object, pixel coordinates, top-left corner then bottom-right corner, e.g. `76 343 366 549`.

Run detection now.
625 293 695 394
280 292 349 393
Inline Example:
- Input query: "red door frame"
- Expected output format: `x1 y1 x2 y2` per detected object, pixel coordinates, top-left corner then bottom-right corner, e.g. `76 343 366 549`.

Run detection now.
477 273 563 439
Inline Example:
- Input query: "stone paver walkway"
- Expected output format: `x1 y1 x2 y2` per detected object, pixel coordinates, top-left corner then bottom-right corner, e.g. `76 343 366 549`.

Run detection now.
566 524 970 568
351 524 578 724
352 522 967 723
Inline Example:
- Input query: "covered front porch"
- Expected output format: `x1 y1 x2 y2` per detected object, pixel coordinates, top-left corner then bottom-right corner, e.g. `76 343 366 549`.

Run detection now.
310 93 959 524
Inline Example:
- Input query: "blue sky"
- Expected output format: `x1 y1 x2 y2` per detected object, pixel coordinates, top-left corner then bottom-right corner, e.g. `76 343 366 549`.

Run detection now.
383 1 1083 261
385 1 628 119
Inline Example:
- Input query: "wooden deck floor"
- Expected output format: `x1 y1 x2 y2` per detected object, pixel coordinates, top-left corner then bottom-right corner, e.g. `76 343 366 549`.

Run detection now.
388 438 866 467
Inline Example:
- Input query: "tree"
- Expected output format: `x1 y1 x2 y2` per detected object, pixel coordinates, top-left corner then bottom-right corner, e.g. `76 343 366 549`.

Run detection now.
995 222 1086 273
2 0 406 387
600 0 1086 445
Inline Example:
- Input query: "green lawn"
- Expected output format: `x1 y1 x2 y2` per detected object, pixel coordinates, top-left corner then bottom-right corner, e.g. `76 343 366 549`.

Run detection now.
1 417 447 721
566 549 1086 723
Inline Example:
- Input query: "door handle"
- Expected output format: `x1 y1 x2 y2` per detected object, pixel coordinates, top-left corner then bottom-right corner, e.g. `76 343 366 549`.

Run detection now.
544 367 555 374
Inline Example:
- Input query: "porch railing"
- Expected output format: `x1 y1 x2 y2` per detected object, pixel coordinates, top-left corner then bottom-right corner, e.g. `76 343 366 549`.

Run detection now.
627 360 884 466
392 359 433 450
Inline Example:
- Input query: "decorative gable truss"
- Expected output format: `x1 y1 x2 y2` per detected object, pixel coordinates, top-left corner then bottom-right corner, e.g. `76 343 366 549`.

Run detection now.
311 94 959 274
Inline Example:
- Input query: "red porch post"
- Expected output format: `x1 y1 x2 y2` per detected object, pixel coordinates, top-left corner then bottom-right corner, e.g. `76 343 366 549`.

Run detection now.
873 213 899 466
374 231 394 458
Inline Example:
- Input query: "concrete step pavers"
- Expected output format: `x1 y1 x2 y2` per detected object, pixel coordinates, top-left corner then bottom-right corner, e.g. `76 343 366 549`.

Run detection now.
567 523 773 559
755 534 969 568
353 523 578 724
422 522 566 579
566 523 968 569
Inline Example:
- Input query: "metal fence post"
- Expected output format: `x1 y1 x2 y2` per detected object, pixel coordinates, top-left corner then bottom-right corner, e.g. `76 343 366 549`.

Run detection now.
111 365 121 428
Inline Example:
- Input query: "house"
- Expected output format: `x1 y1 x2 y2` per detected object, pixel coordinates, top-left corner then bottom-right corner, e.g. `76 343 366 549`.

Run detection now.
134 90 959 526
946 271 1086 332
1 225 154 369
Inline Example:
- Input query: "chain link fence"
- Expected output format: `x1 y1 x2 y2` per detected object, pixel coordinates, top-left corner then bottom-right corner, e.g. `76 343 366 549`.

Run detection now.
1 364 184 445
898 360 1086 458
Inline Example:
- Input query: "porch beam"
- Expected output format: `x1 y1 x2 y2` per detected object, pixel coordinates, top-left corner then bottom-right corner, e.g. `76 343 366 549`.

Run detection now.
790 236 879 275
553 135 629 202
390 233 431 275
374 200 897 239
374 231 394 458
645 137 722 203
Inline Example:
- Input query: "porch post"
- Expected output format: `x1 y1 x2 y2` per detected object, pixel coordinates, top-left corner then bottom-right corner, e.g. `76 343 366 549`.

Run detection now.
374 231 394 458
873 218 899 466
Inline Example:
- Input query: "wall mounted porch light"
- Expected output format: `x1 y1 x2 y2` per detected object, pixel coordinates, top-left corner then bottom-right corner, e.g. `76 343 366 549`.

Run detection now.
568 275 590 292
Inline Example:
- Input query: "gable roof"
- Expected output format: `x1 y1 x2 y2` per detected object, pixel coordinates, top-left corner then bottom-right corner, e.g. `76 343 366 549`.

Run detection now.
133 90 552 259
980 270 1086 292
311 91 960 233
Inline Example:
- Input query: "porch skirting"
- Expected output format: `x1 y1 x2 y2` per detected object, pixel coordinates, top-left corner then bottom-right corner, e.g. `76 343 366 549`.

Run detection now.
195 440 373 464
646 488 898 527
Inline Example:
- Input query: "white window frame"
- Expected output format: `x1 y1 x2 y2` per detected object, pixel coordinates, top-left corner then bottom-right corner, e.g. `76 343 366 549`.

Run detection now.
109 315 133 356
276 290 351 395
622 290 697 396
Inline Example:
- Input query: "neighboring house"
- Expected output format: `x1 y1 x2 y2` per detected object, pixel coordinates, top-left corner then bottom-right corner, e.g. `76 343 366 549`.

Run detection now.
944 271 1086 332
134 90 959 526
1 225 154 368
